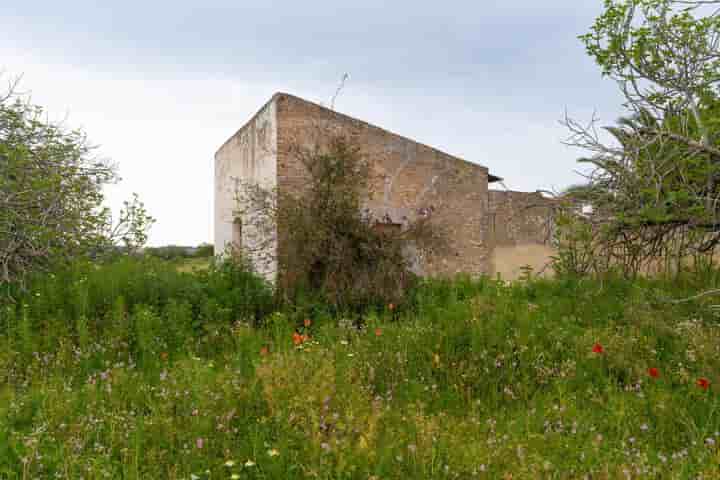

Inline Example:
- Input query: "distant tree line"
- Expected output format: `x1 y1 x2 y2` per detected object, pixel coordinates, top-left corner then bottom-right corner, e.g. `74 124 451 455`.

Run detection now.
143 243 214 260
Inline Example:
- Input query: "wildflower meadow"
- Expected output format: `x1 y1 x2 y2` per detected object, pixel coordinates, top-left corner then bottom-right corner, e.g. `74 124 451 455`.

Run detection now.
1 257 720 478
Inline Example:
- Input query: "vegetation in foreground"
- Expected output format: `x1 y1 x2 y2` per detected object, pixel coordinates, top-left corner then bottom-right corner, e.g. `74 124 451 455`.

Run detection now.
1 257 720 479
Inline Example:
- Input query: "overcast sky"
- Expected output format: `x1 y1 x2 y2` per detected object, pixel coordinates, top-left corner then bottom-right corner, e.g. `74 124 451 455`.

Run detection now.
1 1 624 246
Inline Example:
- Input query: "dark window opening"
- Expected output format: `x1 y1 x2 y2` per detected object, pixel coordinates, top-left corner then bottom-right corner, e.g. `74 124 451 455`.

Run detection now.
232 218 242 249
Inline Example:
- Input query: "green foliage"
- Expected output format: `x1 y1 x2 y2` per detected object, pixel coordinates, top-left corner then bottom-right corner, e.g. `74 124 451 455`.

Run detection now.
580 0 720 111
593 107 720 225
0 256 274 355
276 135 443 312
0 78 154 291
194 243 214 258
562 0 720 276
0 88 111 287
108 193 156 254
144 245 195 260
144 243 214 261
2 260 720 478
551 210 604 276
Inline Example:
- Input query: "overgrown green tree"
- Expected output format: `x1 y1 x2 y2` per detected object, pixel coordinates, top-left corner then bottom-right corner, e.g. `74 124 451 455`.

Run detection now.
0 77 154 290
561 0 720 275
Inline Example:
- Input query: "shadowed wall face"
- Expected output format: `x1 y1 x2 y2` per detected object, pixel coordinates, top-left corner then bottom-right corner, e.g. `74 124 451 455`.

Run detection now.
214 99 278 281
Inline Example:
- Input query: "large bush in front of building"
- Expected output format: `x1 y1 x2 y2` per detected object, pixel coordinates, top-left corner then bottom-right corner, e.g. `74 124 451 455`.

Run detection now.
274 136 444 312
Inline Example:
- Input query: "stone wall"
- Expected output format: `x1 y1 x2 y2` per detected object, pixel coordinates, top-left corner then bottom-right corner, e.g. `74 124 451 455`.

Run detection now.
214 92 558 281
214 98 278 281
488 190 555 247
274 93 492 277
488 190 557 278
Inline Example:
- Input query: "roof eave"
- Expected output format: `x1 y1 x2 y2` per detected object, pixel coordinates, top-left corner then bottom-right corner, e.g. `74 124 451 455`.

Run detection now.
488 174 503 183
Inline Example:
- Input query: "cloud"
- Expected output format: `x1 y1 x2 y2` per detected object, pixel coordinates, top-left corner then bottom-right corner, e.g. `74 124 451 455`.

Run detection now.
1 49 288 245
1 1 626 245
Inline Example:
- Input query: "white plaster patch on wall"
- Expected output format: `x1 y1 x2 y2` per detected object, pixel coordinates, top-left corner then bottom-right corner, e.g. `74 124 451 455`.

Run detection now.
214 99 278 282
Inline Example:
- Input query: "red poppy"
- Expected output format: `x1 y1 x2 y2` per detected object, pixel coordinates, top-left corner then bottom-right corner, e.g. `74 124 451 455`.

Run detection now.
304 318 312 328
592 343 604 354
260 346 269 356
648 367 659 378
301 334 310 343
697 378 711 390
292 332 303 346
374 328 382 337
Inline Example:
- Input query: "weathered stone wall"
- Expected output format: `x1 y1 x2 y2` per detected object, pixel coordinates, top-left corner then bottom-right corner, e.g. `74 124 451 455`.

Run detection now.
488 190 555 247
214 98 278 281
488 190 557 277
274 93 491 277
214 92 558 281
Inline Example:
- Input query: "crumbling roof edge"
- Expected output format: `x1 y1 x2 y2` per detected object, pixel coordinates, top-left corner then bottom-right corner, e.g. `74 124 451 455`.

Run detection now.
215 93 282 158
275 92 491 172
218 91 492 173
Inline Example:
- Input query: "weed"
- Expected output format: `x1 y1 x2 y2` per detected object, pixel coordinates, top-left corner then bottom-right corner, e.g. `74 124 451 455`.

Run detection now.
1 259 719 478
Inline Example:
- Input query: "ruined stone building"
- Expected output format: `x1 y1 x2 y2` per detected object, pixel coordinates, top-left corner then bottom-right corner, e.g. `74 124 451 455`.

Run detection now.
214 93 556 281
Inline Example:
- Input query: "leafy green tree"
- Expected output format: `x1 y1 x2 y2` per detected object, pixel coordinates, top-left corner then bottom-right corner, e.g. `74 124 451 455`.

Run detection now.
0 77 154 289
562 0 720 275
194 243 214 258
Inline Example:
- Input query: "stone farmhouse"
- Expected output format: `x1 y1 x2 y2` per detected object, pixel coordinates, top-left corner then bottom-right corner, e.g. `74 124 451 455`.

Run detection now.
214 93 556 282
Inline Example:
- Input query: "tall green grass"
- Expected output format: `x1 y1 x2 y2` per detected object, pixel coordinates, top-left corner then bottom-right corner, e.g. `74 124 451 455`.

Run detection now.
1 258 719 478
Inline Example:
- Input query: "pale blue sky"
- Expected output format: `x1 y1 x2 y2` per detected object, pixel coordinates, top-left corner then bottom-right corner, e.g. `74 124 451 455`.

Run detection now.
1 1 623 245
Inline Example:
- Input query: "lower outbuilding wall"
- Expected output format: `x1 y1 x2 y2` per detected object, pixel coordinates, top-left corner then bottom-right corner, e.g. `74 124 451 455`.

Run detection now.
488 190 558 278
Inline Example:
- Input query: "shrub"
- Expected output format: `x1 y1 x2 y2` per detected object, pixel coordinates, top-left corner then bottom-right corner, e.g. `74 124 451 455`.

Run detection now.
240 135 445 313
144 245 194 260
0 255 274 360
194 243 214 258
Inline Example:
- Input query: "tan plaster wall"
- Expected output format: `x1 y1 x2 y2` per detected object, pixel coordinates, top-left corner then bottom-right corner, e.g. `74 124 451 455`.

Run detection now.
214 98 278 281
274 93 491 277
493 244 556 280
